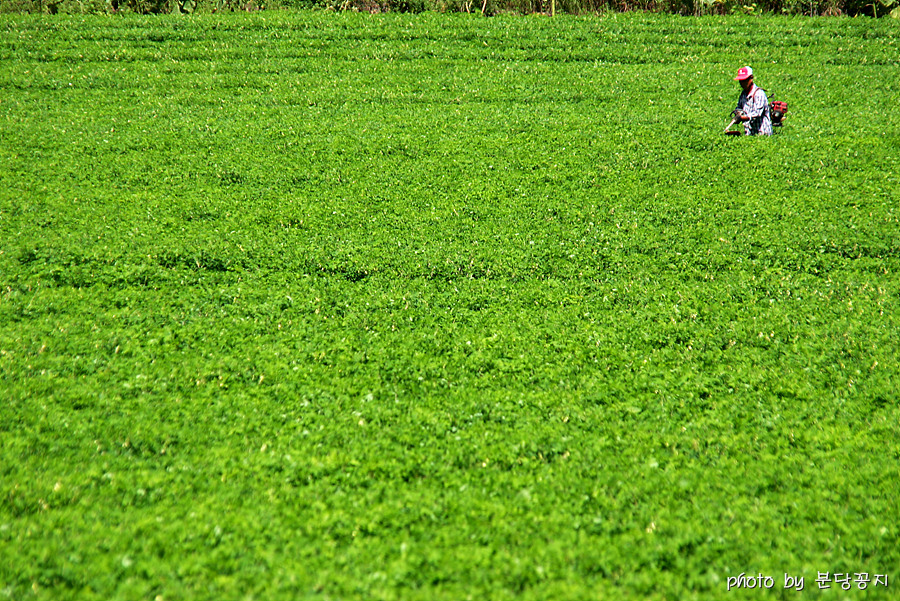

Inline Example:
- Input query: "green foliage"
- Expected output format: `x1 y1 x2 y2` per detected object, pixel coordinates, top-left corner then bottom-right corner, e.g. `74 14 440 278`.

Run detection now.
0 0 897 15
1 12 899 601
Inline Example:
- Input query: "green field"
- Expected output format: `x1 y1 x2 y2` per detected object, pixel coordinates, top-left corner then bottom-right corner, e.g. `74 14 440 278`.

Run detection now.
2 12 899 600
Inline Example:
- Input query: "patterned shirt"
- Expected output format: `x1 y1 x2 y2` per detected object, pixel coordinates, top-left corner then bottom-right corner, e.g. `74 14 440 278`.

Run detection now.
736 84 772 136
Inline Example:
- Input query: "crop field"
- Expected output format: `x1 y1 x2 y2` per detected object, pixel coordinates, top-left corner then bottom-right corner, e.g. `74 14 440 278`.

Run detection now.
1 11 899 601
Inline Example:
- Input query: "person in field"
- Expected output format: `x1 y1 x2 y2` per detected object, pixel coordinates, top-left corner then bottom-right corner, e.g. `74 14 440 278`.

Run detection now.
732 66 772 136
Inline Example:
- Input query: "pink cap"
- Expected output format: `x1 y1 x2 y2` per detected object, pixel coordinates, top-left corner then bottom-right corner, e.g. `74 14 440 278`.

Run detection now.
734 66 753 81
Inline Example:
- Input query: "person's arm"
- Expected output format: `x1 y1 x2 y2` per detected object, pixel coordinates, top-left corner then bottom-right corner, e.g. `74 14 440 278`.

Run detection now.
734 93 751 122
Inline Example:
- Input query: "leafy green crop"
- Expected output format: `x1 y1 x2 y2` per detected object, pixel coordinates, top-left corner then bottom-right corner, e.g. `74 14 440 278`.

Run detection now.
1 12 898 601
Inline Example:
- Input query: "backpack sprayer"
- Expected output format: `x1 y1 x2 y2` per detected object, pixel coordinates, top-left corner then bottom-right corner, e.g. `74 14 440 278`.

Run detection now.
771 100 788 126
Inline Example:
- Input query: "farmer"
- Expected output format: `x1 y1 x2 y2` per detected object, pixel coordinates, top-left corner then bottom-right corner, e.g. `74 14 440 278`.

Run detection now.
732 66 772 136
